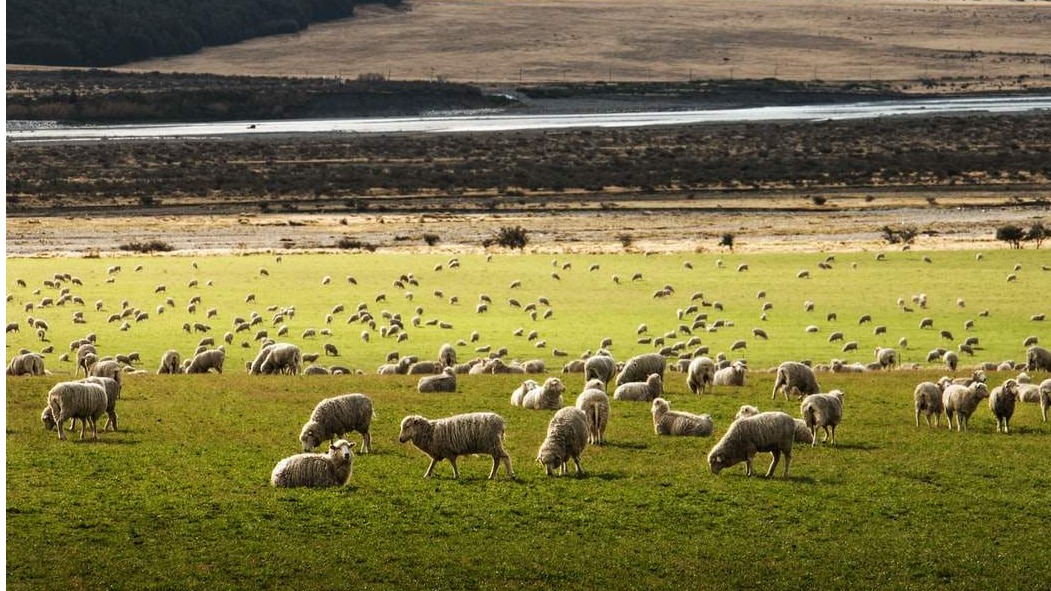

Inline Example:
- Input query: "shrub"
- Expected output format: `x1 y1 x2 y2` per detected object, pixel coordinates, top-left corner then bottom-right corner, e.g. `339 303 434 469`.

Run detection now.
422 233 440 246
1025 222 1046 249
880 225 918 245
811 195 828 206
996 225 1025 249
618 233 634 249
719 233 735 252
334 236 376 251
485 225 529 250
118 240 174 253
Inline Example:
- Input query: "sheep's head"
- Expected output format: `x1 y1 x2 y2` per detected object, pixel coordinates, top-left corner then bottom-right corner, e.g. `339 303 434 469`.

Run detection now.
41 406 56 431
536 450 564 476
708 453 727 475
584 378 605 391
1002 379 1019 397
398 415 426 443
735 405 761 421
299 420 323 451
651 397 670 416
544 377 565 395
972 382 990 399
972 369 988 383
330 440 355 462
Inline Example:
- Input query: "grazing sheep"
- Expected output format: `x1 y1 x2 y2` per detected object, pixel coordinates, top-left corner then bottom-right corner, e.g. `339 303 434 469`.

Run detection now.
874 347 897 369
800 390 845 446
942 382 990 431
186 349 226 374
613 373 663 402
687 356 716 394
1026 346 1051 371
438 343 457 368
615 353 666 386
6 352 45 376
89 359 123 387
417 367 457 393
398 412 514 479
713 361 747 387
989 379 1020 434
80 376 120 432
44 381 108 441
299 393 374 453
1023 336 1039 348
536 407 590 476
511 379 541 407
771 361 820 400
522 377 567 410
260 343 303 375
914 381 946 428
575 383 610 445
584 354 617 387
324 343 340 357
270 440 356 488
943 350 959 372
1038 379 1051 422
733 405 813 444
651 398 713 436
708 411 796 478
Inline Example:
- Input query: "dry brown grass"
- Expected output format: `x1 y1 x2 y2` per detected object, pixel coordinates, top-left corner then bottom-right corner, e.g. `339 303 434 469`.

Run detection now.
121 0 1051 89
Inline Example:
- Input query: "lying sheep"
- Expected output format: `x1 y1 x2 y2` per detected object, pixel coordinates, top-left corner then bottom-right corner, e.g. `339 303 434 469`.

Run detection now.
687 356 716 394
615 353 666 387
186 348 225 374
536 406 589 476
708 411 797 478
6 352 45 376
270 440 356 488
771 361 820 400
800 390 845 446
510 379 540 407
44 381 108 441
942 382 990 431
521 377 566 410
398 412 515 479
989 379 1020 434
157 349 182 374
914 380 947 428
407 361 443 375
713 361 747 387
417 367 457 393
651 397 713 436
575 381 610 445
584 354 617 388
613 373 663 402
299 393 374 453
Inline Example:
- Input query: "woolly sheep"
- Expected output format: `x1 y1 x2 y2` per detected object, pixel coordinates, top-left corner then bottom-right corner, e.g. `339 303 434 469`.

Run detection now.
575 382 610 445
708 411 796 478
687 356 716 394
800 390 844 446
651 397 713 437
407 361 442 375
942 382 990 431
771 361 820 400
615 353 666 386
943 350 959 372
260 343 303 375
1038 379 1051 422
522 377 567 410
7 352 45 376
584 354 617 387
536 407 589 476
989 379 1020 434
270 440 356 488
510 379 540 407
417 368 457 393
438 343 457 368
613 373 663 402
1026 346 1051 371
398 412 514 479
186 349 225 374
44 381 108 441
914 381 946 428
874 347 897 369
713 361 747 387
299 393 374 453
89 359 123 387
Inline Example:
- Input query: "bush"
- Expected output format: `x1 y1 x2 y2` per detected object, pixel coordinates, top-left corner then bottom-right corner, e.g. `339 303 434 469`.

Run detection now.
617 233 634 249
422 233 440 246
719 233 735 252
118 239 174 253
996 225 1025 249
1025 222 1046 249
334 236 376 251
486 225 529 250
880 225 918 245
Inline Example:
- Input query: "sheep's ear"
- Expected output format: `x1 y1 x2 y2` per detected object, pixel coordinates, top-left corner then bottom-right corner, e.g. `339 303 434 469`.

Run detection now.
348 442 356 449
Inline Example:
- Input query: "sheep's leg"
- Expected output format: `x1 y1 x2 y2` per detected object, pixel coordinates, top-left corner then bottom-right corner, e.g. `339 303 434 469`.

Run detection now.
423 457 440 478
499 451 515 480
744 457 754 477
571 455 584 477
56 414 68 441
78 417 88 440
448 456 460 479
487 455 500 480
829 426 836 446
361 431 372 454
782 449 792 479
765 451 780 478
89 416 99 441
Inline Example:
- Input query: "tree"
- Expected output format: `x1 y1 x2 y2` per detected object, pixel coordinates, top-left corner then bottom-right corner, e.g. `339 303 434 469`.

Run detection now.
1025 222 1046 249
487 225 529 250
880 225 918 245
996 225 1025 249
719 233 735 252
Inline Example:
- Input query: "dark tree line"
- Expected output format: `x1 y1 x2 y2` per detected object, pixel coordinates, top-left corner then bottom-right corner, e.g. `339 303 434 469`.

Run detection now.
7 0 399 67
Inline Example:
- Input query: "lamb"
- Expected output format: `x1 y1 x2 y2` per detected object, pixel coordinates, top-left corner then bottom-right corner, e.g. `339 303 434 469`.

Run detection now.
914 380 947 427
1026 346 1051 371
521 377 567 410
615 353 666 386
800 390 845 446
43 381 108 441
299 393 374 453
438 343 457 368
417 367 457 393
584 353 617 387
771 361 820 400
398 412 515 479
260 343 303 375
575 382 610 444
708 411 797 478
185 348 225 374
687 356 716 394
988 379 1020 434
874 347 897 369
713 361 747 387
651 397 713 436
942 382 990 431
537 407 590 476
6 352 45 376
270 440 356 488
613 373 663 402
510 379 540 407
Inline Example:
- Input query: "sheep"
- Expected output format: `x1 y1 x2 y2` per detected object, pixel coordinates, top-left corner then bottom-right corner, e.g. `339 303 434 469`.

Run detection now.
521 377 567 410
260 343 303 375
80 376 120 432
771 361 820 400
800 390 845 446
651 398 713 437
914 380 946 428
185 349 226 374
511 379 541 407
536 407 590 476
687 356 716 394
713 361 747 387
733 405 813 444
6 352 45 376
942 382 990 431
562 359 586 373
407 361 442 375
615 353 666 386
44 381 108 441
270 440 356 488
989 379 1020 434
943 350 959 372
575 382 610 445
707 411 796 478
398 412 514 479
89 359 123 387
874 347 897 369
299 393 374 453
324 343 340 357
1038 379 1051 422
417 368 457 393
1026 346 1051 371
438 343 457 368
613 373 663 402
584 354 617 387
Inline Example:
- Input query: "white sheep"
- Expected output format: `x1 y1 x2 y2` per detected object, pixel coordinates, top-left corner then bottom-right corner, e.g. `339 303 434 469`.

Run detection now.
521 377 566 410
438 343 457 368
874 347 897 369
1026 346 1051 371
417 367 457 393
613 373 663 402
584 353 617 387
80 376 120 432
713 361 747 387
575 381 610 445
989 379 1020 434
186 348 225 374
536 406 589 476
771 361 820 400
686 356 717 394
270 440 356 488
89 359 123 387
708 411 797 478
44 381 108 441
651 397 713 436
615 353 666 386
299 393 374 453
260 343 303 375
398 412 515 479
511 379 541 407
6 352 45 376
157 349 182 374
914 380 947 428
800 390 844 446
1038 379 1051 422
942 382 990 431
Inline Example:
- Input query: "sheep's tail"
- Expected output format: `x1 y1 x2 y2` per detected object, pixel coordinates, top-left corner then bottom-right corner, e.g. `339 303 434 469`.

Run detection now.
771 370 784 399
